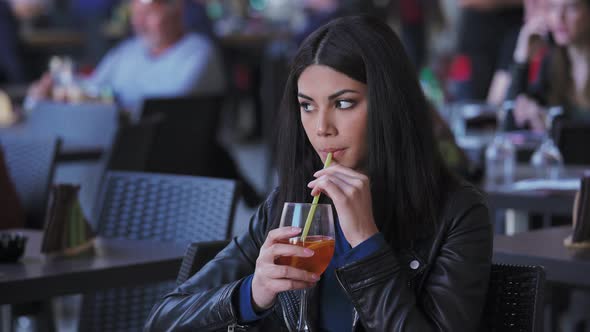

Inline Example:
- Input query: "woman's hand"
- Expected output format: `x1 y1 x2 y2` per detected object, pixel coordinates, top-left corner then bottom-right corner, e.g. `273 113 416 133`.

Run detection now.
308 162 378 248
514 94 546 132
251 227 319 311
513 15 548 64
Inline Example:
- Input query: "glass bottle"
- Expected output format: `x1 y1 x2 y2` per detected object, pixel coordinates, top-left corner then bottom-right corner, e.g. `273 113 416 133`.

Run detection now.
530 106 564 179
485 101 516 187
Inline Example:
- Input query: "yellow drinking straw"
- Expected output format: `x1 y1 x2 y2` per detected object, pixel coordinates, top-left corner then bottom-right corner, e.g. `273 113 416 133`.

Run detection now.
301 152 333 242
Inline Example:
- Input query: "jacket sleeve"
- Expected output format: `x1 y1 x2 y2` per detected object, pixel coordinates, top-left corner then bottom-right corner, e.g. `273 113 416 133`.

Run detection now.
144 192 276 331
335 187 492 331
506 53 551 105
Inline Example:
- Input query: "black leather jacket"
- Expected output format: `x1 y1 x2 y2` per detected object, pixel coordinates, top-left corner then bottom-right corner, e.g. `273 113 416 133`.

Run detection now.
145 183 492 331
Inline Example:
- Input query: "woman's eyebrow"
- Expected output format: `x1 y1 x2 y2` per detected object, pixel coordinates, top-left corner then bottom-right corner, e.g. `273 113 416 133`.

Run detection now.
328 89 360 100
297 93 313 101
298 89 360 101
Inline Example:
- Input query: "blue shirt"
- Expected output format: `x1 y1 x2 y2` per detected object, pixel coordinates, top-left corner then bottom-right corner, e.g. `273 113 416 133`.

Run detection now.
85 33 225 119
238 220 386 331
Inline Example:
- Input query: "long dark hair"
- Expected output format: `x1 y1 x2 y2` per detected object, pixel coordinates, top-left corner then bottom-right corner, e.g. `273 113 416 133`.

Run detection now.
274 16 456 249
548 0 590 109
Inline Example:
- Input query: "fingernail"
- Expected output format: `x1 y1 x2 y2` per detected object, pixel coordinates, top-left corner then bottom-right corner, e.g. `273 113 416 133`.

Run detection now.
291 227 301 232
304 249 314 256
311 274 319 280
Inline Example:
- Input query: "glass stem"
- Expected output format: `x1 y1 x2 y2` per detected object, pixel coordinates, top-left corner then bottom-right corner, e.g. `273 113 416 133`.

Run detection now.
297 288 311 332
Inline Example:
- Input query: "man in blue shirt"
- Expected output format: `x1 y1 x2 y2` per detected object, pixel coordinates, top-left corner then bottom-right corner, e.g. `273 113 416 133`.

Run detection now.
28 0 225 119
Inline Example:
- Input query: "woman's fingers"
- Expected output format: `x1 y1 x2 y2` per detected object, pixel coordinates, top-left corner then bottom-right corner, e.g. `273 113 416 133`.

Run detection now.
309 163 368 199
259 243 314 262
263 264 319 283
262 226 302 249
314 161 368 180
308 175 349 200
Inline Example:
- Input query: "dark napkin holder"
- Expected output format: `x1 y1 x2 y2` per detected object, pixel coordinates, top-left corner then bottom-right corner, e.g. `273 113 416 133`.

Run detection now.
564 175 590 250
41 184 96 257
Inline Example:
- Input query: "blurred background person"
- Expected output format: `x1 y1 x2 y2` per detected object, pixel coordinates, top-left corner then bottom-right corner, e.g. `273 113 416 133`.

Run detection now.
449 0 523 102
294 0 342 46
183 0 215 39
507 0 590 131
27 0 226 120
387 0 446 72
0 0 29 84
69 0 121 65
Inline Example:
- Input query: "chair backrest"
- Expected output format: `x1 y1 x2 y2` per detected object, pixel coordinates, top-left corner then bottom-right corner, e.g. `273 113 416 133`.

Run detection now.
95 171 238 243
479 263 545 332
140 95 224 175
176 240 230 285
24 101 118 153
554 119 590 165
0 135 61 229
105 114 163 171
80 171 238 332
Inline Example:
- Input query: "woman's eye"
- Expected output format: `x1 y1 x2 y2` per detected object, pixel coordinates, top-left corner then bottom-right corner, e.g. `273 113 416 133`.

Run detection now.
336 100 355 109
300 102 314 112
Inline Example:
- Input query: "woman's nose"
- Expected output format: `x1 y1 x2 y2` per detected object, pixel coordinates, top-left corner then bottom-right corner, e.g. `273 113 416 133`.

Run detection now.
316 109 335 136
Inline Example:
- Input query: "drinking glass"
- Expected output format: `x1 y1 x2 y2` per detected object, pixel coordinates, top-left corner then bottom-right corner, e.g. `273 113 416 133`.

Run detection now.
530 106 564 179
275 202 335 332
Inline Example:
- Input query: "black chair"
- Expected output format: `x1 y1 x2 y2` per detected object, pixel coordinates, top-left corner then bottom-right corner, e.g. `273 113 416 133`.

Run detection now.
0 135 61 229
176 240 230 285
554 119 590 165
79 171 238 332
479 264 545 332
19 101 118 159
140 95 224 175
106 114 164 171
140 95 262 207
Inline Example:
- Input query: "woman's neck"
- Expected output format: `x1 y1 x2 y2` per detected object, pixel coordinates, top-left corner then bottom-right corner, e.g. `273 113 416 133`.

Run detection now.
567 44 590 95
567 43 590 65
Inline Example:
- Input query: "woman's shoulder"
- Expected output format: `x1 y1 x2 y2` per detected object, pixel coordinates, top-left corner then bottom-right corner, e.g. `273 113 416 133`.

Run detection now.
440 180 488 225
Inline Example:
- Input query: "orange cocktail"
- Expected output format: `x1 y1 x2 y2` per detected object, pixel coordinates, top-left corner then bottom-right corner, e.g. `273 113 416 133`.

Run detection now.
275 235 335 275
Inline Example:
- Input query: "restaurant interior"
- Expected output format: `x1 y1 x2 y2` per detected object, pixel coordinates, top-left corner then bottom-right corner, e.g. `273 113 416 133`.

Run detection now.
1 0 590 331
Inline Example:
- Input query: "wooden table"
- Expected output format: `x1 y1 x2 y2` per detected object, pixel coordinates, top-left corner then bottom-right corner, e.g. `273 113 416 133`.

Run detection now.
0 230 185 305
483 165 589 233
493 226 590 288
484 165 588 213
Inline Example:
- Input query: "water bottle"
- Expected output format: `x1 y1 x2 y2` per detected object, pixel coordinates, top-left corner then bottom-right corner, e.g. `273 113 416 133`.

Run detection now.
485 102 516 186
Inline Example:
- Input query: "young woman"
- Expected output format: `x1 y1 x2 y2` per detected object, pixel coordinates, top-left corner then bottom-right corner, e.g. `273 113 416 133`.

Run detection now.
145 16 492 331
507 0 590 131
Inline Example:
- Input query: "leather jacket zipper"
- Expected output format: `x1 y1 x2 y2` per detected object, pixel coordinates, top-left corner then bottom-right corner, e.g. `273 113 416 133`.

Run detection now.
227 321 249 331
335 272 359 331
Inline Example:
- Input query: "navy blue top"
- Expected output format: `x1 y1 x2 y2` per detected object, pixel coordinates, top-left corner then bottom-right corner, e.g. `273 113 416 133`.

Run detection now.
238 220 386 331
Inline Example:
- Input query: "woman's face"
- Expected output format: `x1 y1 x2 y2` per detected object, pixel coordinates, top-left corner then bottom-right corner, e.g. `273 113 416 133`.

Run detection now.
297 65 368 171
547 0 590 46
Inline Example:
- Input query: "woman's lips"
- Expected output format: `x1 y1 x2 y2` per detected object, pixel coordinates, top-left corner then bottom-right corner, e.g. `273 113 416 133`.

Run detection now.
319 148 346 160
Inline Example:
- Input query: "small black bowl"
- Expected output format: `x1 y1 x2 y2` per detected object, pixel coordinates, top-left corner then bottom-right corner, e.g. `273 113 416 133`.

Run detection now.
0 232 28 263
